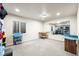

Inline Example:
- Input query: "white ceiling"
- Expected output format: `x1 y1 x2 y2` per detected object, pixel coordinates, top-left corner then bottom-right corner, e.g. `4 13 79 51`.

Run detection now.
3 3 78 21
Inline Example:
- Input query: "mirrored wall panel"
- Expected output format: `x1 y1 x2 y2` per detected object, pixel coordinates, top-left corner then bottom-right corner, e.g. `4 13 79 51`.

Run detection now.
50 21 70 35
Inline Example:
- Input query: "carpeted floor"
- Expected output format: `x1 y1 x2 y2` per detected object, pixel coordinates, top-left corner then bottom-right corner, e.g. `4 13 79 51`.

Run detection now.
7 39 76 56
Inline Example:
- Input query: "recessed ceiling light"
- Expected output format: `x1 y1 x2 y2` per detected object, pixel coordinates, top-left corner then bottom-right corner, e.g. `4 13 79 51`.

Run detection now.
56 12 60 16
15 8 20 12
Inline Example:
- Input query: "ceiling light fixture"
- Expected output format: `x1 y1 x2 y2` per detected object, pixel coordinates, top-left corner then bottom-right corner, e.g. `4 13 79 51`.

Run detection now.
40 11 49 18
15 8 20 12
56 12 60 16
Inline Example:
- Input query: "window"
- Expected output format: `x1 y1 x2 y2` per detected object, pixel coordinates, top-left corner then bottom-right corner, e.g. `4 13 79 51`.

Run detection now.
13 21 19 33
13 21 26 33
21 22 26 33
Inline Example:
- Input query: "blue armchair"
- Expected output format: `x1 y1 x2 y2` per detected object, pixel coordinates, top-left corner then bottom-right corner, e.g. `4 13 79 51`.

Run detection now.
13 32 22 45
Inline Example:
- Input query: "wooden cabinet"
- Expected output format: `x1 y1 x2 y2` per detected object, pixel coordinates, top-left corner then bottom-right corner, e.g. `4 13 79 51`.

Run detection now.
65 39 77 55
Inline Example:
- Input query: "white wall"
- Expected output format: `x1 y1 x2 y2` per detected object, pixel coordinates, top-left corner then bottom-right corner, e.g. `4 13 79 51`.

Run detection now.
3 14 77 45
43 16 77 41
4 15 43 45
77 4 79 56
77 5 79 35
